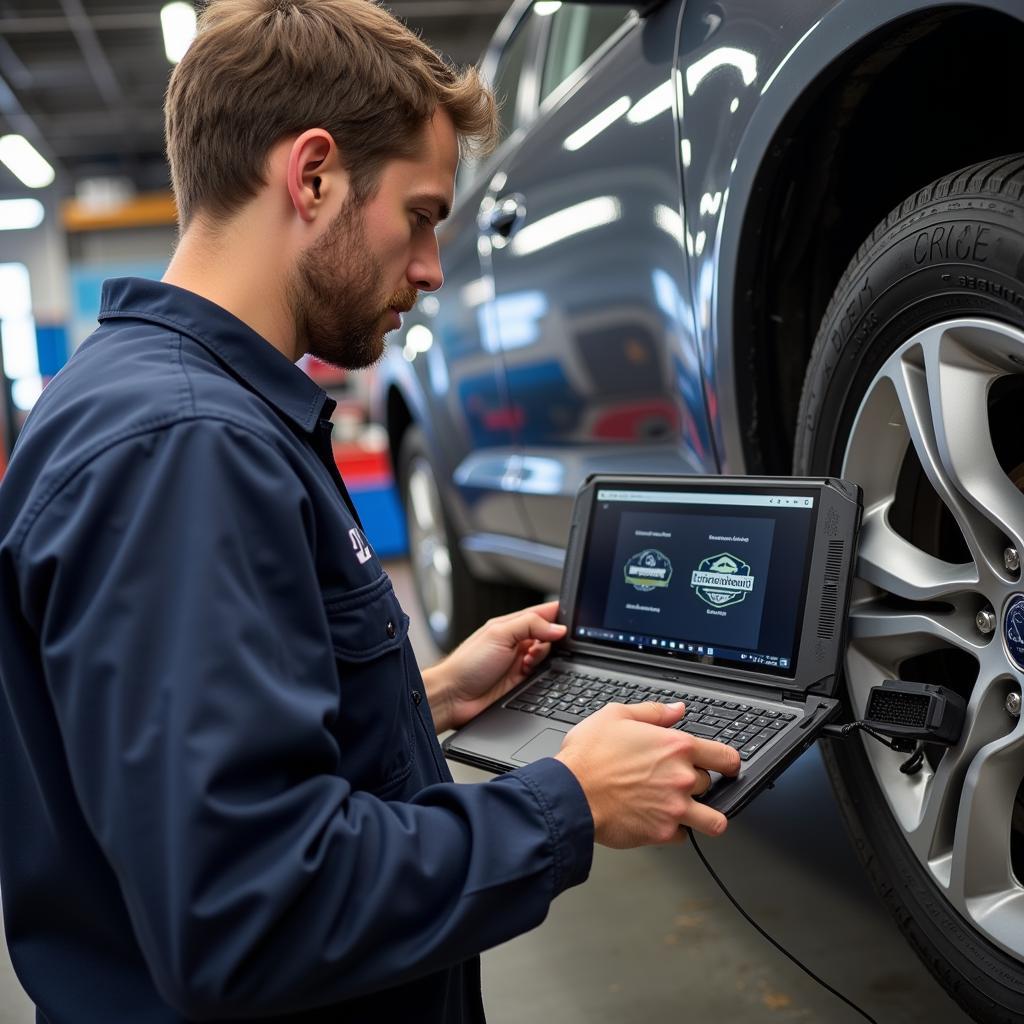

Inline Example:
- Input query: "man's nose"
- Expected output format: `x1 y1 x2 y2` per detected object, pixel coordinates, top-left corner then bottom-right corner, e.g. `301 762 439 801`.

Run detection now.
409 242 444 292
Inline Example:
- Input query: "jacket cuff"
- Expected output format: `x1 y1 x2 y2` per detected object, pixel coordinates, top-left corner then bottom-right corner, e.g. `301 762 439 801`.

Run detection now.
508 757 594 894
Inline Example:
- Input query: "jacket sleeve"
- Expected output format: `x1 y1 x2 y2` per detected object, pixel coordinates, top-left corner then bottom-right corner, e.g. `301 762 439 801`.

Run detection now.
16 418 593 1020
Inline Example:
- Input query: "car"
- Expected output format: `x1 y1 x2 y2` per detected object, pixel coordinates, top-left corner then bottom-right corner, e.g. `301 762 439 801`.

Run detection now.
372 0 1024 1020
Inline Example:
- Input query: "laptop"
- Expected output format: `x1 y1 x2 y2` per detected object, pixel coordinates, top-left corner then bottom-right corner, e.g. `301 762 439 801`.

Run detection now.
443 474 862 817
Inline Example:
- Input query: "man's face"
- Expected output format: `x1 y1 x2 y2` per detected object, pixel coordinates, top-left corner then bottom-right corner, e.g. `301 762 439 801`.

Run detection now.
289 110 458 369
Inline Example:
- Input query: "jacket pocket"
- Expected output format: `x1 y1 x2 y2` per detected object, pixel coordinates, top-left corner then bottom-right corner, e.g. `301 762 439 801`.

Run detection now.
324 573 415 795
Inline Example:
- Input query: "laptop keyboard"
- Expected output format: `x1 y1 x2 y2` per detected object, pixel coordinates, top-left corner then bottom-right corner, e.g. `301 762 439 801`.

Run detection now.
505 667 797 762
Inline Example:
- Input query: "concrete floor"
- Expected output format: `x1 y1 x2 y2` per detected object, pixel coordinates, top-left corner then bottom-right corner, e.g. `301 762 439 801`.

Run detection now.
0 559 975 1023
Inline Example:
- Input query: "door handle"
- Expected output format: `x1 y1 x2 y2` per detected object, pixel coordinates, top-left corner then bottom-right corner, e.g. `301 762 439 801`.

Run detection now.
482 194 526 238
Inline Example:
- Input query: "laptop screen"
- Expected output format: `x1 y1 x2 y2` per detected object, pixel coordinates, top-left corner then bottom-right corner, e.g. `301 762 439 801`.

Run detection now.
571 483 819 679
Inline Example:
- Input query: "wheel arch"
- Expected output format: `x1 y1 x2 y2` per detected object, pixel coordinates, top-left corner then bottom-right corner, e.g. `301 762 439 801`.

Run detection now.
718 1 1024 475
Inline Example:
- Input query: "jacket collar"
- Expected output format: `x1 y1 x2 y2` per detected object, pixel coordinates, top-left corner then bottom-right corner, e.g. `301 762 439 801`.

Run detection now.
98 277 333 434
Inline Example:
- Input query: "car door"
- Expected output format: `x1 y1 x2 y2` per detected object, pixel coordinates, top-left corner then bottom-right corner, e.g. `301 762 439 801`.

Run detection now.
483 0 715 550
395 3 545 542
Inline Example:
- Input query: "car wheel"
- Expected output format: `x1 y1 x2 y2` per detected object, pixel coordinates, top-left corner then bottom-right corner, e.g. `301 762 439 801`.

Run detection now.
794 155 1024 1022
398 426 539 653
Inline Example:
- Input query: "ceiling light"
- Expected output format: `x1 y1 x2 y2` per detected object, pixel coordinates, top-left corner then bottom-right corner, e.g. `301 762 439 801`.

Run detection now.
161 2 197 64
0 136 54 189
0 199 44 231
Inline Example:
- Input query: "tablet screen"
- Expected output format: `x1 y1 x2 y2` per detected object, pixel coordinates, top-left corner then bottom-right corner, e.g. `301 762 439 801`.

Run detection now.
571 484 819 678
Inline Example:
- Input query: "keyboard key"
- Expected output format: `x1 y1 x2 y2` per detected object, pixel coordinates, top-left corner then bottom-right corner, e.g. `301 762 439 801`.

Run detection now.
767 720 785 731
753 717 771 728
724 702 739 710
764 710 781 719
550 710 583 725
720 728 739 741
740 738 768 758
507 700 527 710
740 712 758 724
681 722 722 738
733 731 756 745
779 712 796 721
711 708 742 721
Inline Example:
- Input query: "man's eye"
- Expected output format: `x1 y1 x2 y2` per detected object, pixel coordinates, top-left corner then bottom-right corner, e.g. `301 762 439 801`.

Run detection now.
414 212 432 229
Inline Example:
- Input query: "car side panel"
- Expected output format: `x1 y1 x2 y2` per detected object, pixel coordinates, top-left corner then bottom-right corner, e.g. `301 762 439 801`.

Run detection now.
486 3 714 550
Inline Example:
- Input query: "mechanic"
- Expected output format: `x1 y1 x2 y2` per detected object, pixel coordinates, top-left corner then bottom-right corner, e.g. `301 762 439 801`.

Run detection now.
0 1 741 1021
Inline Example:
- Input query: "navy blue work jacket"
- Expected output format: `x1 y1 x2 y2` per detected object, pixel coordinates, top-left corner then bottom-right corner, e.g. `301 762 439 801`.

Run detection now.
0 278 593 1023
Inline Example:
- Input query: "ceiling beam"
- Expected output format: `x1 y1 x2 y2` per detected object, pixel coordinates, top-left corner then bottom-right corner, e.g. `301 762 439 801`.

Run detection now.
0 2 507 34
57 0 124 110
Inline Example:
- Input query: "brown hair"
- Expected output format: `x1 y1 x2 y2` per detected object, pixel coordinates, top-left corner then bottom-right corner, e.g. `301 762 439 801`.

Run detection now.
165 0 498 229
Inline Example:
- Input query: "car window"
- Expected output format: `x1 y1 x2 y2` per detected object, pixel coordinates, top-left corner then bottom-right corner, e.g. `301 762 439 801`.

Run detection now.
539 3 633 103
492 16 535 143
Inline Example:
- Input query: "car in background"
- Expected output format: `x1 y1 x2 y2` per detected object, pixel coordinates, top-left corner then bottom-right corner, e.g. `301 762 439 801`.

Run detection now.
373 0 1024 1019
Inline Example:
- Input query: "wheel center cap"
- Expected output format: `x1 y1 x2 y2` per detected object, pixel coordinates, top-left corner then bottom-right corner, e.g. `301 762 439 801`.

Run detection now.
1003 594 1024 670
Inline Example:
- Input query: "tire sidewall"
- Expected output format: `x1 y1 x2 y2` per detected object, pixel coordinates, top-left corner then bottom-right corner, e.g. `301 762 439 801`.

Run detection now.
794 181 1024 1021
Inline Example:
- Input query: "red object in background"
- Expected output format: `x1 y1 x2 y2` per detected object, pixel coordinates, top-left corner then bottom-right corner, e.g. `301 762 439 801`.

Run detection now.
333 443 392 488
302 355 348 388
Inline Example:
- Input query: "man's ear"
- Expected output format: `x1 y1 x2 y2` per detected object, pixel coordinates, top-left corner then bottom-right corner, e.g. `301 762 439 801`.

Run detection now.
286 129 347 222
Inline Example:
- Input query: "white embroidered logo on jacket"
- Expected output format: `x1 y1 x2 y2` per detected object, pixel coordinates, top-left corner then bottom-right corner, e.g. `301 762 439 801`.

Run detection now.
349 528 373 565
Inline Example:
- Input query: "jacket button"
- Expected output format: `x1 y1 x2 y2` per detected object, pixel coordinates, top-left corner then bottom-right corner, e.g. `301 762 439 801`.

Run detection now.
386 619 396 639
411 690 422 706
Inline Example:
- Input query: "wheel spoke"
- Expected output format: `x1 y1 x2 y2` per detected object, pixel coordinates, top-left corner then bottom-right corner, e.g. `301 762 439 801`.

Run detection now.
904 671 1016 867
848 595 984 661
944 721 1024 951
881 337 1005 577
921 326 1024 558
856 504 977 601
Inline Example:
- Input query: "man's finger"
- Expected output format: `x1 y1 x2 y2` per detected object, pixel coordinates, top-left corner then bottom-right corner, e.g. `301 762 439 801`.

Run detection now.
613 700 686 726
681 800 729 838
492 599 560 626
686 735 742 776
498 610 567 645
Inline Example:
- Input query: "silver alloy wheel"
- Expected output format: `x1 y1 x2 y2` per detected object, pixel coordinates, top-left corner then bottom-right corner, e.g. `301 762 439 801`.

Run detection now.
843 317 1024 961
405 455 454 638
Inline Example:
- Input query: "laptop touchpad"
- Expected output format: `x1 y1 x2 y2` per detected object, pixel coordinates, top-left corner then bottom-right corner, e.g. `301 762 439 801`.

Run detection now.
511 728 567 764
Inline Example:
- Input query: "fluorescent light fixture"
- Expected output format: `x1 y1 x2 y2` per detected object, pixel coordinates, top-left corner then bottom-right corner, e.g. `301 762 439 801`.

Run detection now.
0 136 54 189
563 96 630 152
161 2 197 64
534 1 562 14
510 196 621 257
685 47 757 95
0 199 44 231
627 81 674 125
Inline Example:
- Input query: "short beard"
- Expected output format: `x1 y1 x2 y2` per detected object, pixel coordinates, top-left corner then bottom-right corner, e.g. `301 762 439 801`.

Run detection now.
287 196 415 370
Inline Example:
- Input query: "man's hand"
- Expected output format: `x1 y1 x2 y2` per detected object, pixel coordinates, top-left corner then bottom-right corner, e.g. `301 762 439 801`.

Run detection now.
555 701 741 845
424 601 566 733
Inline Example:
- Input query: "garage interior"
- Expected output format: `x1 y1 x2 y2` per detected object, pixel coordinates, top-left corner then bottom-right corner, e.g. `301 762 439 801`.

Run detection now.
0 1 1017 1022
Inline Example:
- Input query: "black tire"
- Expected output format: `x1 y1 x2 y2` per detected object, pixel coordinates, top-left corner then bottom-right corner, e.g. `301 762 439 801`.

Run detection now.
397 426 539 653
794 155 1024 1023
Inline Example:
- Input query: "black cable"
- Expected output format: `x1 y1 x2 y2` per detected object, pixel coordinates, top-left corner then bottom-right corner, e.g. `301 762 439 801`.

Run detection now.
686 828 879 1024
